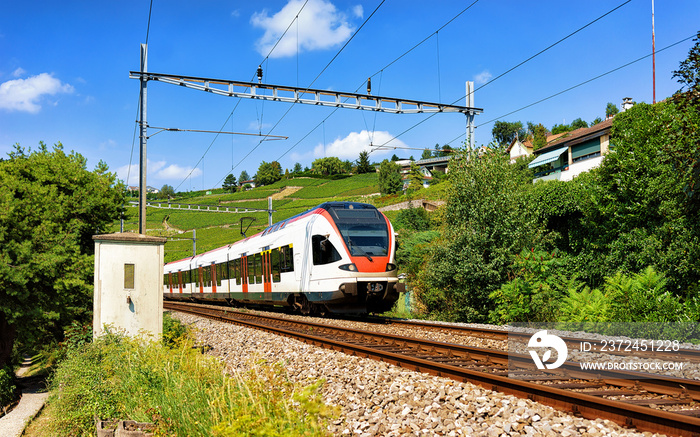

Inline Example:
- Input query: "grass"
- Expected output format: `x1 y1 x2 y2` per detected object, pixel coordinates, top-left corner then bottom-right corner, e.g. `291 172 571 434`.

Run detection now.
27 315 334 436
122 173 448 262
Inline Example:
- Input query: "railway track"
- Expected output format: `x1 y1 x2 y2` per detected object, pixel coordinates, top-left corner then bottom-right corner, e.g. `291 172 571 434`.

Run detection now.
165 302 700 436
360 316 700 364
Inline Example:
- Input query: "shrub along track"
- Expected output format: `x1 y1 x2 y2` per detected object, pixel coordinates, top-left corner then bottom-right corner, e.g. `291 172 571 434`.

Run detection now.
165 302 700 436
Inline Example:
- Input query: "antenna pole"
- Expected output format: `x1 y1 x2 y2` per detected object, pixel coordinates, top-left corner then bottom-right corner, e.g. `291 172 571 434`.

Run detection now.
651 0 656 104
139 43 148 234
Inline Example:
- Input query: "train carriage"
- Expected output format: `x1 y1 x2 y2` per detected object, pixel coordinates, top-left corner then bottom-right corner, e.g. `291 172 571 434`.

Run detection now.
164 201 405 314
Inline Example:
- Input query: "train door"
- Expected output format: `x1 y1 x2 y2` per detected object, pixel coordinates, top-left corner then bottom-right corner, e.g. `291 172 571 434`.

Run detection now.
262 250 272 295
211 262 217 294
177 271 183 293
241 255 248 293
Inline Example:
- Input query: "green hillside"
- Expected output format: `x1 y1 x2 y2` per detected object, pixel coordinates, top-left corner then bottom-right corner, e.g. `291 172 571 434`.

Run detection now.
116 173 402 263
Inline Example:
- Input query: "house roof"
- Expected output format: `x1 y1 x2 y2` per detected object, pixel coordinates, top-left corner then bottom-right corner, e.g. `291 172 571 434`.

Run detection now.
536 118 613 155
506 138 534 153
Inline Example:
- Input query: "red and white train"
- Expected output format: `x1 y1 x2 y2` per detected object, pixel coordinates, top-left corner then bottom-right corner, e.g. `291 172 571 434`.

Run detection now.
163 202 405 314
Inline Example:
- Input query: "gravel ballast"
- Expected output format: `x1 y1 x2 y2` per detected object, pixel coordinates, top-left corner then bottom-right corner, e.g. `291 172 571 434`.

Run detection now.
172 312 666 436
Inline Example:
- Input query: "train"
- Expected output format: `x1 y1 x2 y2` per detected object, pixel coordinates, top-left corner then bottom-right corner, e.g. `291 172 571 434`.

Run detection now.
163 201 405 314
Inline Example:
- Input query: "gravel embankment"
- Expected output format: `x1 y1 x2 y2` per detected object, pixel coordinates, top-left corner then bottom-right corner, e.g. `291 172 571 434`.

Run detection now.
173 312 665 436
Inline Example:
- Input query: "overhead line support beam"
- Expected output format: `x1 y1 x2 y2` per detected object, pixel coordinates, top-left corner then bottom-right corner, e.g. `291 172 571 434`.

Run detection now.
129 71 483 116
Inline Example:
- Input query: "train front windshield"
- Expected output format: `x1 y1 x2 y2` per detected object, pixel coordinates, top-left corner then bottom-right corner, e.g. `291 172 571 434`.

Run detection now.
328 206 389 257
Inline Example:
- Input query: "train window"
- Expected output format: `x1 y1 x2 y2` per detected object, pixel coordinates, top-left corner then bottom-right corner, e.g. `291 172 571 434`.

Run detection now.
216 264 222 286
279 245 294 272
271 249 281 282
212 264 218 287
254 253 262 284
194 268 200 287
312 235 342 265
248 256 255 284
204 265 212 287
228 259 238 285
163 273 169 288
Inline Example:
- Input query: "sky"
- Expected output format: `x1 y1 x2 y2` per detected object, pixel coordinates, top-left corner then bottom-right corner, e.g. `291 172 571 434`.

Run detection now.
1 0 698 192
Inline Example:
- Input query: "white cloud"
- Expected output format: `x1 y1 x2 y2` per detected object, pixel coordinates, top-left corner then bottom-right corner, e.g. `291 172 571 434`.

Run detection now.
12 67 25 77
251 0 357 58
116 160 202 185
352 5 363 18
0 72 74 113
474 70 492 85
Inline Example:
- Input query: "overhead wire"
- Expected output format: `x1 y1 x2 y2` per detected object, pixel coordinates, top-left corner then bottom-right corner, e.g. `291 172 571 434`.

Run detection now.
126 0 155 187
370 0 633 153
173 0 310 191
275 0 481 162
211 0 387 188
442 33 698 146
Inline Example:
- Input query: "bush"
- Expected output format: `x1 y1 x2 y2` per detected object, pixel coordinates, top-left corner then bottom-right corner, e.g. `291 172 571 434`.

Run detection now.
489 250 577 323
394 206 430 232
604 267 683 323
559 287 608 323
0 365 17 410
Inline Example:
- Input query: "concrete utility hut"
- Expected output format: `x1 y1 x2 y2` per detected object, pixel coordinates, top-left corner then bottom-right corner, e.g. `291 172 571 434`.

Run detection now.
93 233 166 339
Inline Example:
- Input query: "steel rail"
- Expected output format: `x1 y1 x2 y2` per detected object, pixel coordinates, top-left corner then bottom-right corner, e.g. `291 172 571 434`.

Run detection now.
368 316 700 363
166 302 700 436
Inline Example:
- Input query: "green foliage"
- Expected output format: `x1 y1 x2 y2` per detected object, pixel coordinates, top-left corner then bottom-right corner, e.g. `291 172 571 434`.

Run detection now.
46 333 334 436
528 122 548 151
222 174 237 193
421 149 433 159
570 117 588 130
489 250 574 323
0 365 17 409
416 147 541 322
551 123 571 134
394 206 430 232
162 313 189 347
605 102 619 118
311 157 346 176
239 170 250 183
604 267 683 323
583 101 700 291
157 184 175 200
378 160 402 195
255 161 282 186
0 143 125 366
356 151 373 174
492 120 526 146
406 161 423 193
395 230 439 279
292 163 303 174
559 287 608 323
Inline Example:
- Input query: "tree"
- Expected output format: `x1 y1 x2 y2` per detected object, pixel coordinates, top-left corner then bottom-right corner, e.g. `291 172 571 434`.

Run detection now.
356 151 373 174
528 122 549 151
605 102 619 118
222 174 237 193
570 118 588 130
421 149 432 160
158 184 175 199
0 143 125 367
492 121 526 146
391 154 400 162
591 117 603 126
311 157 345 176
551 123 571 134
407 161 424 192
239 170 250 183
378 159 402 195
292 163 303 175
255 161 282 186
415 146 540 322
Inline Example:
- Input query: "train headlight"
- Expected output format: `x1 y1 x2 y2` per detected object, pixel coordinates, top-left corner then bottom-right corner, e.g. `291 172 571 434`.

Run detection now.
339 263 358 271
385 263 397 271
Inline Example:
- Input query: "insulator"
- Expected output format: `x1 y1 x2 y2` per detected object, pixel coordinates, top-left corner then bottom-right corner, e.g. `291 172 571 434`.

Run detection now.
257 65 263 83
367 77 371 95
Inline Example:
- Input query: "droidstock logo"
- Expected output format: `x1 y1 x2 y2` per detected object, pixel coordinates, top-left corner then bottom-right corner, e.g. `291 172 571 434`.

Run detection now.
528 330 568 370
